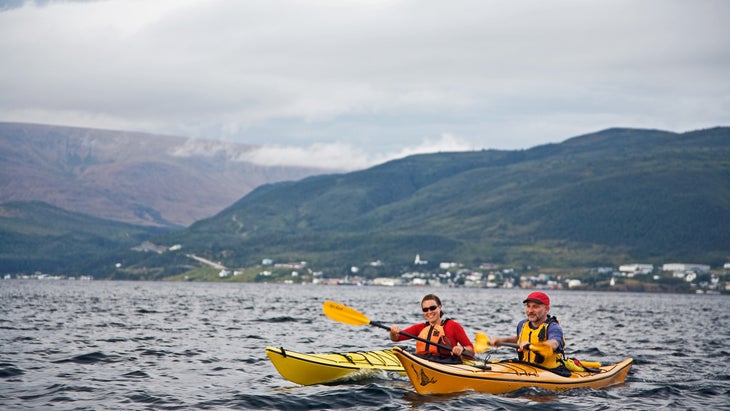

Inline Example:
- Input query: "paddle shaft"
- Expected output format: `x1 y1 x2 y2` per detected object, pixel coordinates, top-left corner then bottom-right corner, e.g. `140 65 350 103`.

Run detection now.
500 342 522 349
370 320 476 359
500 342 550 351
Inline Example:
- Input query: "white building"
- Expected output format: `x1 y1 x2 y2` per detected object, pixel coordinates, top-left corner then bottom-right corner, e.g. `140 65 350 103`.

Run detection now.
618 264 654 275
373 277 400 286
567 279 582 288
662 263 711 273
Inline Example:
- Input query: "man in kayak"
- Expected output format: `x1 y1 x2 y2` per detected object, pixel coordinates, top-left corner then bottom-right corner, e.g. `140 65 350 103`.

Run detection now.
490 291 571 376
389 294 475 360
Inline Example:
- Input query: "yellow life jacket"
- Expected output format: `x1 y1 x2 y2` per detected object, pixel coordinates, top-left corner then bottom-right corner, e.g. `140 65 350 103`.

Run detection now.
416 319 452 356
517 316 565 369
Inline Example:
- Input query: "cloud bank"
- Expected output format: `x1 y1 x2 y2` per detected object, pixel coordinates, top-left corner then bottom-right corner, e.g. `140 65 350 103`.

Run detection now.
1 0 728 170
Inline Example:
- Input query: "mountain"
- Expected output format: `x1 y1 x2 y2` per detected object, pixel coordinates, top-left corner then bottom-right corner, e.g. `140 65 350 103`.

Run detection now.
0 122 331 227
2 126 728 279
0 201 166 274
125 126 729 277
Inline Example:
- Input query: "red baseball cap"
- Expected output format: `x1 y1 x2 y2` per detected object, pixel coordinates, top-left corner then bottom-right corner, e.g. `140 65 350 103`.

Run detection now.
523 291 550 306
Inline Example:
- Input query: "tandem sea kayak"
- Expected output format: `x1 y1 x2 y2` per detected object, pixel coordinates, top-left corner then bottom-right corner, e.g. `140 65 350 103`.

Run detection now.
392 346 633 395
265 346 404 385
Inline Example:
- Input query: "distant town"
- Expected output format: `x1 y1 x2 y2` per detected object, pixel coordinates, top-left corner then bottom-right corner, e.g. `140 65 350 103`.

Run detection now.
5 249 729 295
244 257 729 294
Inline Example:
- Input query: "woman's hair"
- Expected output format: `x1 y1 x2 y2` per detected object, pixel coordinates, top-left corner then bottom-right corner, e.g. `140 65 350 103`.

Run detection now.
421 294 444 316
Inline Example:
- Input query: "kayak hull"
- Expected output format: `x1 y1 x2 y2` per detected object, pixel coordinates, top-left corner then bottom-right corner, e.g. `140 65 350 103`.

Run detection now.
392 346 632 395
266 346 404 385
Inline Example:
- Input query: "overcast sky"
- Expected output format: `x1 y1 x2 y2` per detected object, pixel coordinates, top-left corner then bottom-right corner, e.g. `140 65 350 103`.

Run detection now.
1 0 728 170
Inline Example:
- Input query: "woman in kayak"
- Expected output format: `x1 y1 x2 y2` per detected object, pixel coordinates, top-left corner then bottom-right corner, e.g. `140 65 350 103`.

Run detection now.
389 294 474 359
490 291 571 376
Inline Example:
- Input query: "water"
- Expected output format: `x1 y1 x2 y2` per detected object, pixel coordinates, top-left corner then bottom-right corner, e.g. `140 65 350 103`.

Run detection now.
1 281 729 410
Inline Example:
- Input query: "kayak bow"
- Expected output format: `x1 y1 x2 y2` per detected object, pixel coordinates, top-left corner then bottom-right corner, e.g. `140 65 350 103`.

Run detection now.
266 346 404 385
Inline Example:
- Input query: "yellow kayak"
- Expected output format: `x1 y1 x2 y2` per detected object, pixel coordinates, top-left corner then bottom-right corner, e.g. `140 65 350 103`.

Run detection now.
266 346 404 385
392 346 633 395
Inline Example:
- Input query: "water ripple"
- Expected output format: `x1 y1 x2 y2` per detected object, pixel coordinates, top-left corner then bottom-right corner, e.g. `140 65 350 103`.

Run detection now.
52 351 123 364
1 281 728 410
0 363 24 378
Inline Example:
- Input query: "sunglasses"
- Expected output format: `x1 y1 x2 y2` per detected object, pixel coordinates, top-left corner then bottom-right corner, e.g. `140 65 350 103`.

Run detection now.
422 305 439 313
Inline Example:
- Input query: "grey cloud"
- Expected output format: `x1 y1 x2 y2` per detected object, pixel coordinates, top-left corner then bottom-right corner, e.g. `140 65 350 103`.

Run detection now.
0 0 728 169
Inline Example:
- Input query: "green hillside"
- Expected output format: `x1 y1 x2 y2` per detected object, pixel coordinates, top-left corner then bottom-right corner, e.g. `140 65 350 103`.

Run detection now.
148 127 730 276
0 201 169 274
2 127 729 279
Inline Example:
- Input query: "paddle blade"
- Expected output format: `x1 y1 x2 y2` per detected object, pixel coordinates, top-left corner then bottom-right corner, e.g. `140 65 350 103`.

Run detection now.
323 301 371 326
474 332 491 353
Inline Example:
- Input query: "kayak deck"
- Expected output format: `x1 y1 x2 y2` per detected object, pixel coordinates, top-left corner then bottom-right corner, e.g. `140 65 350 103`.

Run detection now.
266 346 404 385
393 346 632 395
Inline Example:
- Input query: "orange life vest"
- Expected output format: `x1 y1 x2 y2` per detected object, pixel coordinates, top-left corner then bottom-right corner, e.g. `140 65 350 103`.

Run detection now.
416 319 452 356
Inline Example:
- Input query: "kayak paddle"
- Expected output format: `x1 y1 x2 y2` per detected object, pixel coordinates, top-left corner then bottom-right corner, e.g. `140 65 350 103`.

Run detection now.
500 341 553 357
323 300 488 358
474 332 491 353
500 341 566 368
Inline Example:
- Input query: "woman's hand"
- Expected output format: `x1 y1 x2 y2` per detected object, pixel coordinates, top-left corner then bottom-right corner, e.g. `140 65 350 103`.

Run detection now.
389 325 400 341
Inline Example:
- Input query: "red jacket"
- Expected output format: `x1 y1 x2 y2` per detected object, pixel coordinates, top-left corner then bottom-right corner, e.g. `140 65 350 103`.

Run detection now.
396 319 473 349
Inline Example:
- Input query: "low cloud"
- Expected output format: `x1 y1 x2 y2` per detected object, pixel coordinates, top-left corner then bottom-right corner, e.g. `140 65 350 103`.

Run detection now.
242 133 476 171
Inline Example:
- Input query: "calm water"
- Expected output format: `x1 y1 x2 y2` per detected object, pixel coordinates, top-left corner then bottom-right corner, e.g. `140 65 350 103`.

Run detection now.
1 280 729 410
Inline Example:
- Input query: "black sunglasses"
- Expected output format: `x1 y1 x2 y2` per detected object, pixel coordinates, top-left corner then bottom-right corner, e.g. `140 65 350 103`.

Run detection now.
422 305 439 312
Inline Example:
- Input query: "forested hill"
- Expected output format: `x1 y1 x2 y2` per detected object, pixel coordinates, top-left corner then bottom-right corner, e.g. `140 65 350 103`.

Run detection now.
140 127 729 275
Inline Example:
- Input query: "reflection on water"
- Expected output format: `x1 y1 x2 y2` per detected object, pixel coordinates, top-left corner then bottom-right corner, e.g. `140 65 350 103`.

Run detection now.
1 280 728 410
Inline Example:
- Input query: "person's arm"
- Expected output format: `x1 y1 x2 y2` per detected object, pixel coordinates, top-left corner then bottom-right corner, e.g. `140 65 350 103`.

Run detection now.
545 323 564 352
492 320 521 347
389 325 400 341
447 322 474 357
490 335 517 347
460 343 474 357
390 323 423 342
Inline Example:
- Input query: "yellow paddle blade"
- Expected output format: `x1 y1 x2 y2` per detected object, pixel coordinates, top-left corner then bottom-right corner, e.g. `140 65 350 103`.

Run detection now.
322 301 371 326
474 332 491 353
